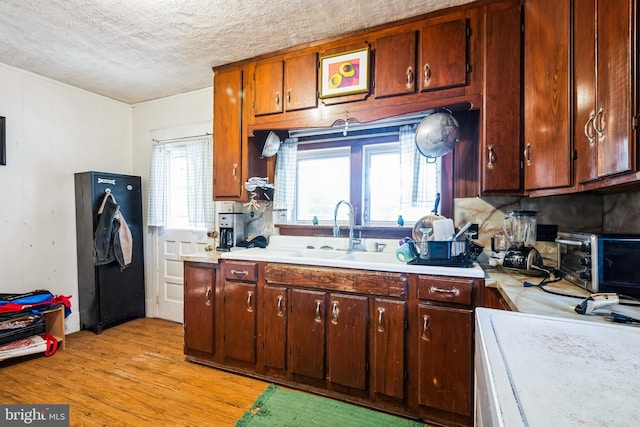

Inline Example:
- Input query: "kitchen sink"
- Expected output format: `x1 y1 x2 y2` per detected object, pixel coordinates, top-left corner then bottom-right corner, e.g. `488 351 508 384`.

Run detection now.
288 249 345 259
338 251 397 263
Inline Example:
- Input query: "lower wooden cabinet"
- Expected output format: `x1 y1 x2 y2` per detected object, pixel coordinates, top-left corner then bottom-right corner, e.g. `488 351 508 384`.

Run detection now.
183 262 216 356
185 259 483 427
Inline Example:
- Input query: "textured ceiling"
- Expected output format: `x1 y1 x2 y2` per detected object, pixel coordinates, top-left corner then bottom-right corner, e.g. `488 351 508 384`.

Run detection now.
0 0 475 104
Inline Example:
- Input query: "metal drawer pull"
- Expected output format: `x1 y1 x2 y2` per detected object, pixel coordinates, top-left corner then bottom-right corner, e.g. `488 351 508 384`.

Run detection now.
430 286 459 296
423 64 431 84
315 300 322 323
422 315 431 340
487 145 496 167
231 269 248 277
275 91 280 106
377 307 385 332
277 295 284 317
406 67 414 87
594 107 604 137
584 113 596 144
524 143 532 164
287 90 291 105
205 288 212 306
331 302 340 324
246 291 253 312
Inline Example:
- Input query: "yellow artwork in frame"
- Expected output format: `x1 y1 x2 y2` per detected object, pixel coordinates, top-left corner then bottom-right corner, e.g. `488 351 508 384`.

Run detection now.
318 47 370 98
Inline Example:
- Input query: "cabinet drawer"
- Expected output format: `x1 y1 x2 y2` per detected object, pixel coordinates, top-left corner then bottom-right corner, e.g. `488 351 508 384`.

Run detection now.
416 275 474 305
223 261 258 283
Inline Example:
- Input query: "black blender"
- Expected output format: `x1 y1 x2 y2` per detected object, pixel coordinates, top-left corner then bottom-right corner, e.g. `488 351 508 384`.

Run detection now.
501 210 544 272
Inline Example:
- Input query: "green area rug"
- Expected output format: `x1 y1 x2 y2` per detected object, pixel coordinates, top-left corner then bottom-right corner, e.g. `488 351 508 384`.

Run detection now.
235 384 425 426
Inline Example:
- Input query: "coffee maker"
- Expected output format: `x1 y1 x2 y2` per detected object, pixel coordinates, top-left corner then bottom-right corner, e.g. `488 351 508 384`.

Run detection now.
217 212 245 251
501 210 543 271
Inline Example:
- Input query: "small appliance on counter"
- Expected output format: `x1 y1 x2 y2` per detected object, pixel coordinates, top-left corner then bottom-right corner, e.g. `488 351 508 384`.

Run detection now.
216 212 245 251
501 210 544 272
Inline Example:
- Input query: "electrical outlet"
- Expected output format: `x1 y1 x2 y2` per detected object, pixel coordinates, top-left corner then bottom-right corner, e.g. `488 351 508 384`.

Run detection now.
469 223 479 239
537 224 558 242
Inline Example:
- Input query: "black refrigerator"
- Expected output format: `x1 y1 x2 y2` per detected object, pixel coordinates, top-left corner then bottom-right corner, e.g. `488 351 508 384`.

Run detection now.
74 171 145 333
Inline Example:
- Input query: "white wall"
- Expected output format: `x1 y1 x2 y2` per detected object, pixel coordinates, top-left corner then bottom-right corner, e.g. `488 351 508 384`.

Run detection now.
130 87 214 318
0 63 133 333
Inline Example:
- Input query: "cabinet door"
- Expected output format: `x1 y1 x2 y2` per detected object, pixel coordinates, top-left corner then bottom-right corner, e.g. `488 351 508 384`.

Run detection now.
184 263 215 354
254 60 284 116
327 293 368 390
285 53 318 111
263 285 287 371
290 289 326 381
595 0 635 177
371 298 405 400
482 0 523 193
213 67 243 199
523 0 572 190
375 31 417 98
574 0 598 184
223 281 257 364
417 304 473 417
419 18 468 92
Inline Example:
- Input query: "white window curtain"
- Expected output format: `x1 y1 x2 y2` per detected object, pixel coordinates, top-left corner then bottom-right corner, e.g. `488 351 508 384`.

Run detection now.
273 137 298 211
147 136 215 228
186 137 215 228
399 124 435 209
147 144 166 227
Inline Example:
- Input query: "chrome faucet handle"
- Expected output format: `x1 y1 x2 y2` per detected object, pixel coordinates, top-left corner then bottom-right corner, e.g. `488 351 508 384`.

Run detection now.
374 242 387 252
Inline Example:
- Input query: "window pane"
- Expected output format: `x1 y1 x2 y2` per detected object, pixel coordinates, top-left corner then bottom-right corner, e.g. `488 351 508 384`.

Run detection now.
296 148 350 222
368 150 402 222
166 147 190 229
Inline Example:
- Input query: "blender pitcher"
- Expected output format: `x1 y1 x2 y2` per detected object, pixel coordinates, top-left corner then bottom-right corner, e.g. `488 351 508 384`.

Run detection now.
502 210 537 248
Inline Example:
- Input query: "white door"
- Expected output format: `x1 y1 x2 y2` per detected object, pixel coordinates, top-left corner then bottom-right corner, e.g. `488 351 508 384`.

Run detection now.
153 228 208 322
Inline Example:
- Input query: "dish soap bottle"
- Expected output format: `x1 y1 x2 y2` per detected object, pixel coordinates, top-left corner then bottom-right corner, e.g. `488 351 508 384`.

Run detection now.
397 215 404 226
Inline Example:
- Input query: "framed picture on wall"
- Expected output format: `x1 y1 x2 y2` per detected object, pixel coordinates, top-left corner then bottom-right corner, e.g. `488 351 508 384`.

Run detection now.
0 116 5 166
318 47 369 98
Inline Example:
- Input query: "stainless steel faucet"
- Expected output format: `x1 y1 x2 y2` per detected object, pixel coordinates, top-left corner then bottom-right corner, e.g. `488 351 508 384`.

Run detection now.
333 200 365 251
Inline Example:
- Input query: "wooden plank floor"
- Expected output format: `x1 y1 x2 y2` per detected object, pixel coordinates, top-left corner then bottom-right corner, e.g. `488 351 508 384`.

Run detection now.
0 318 269 426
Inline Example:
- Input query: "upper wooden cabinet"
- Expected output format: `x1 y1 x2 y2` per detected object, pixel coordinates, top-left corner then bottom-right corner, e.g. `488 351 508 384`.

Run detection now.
254 53 318 116
419 18 469 92
481 0 523 194
523 0 573 191
374 17 469 99
575 0 637 183
213 67 244 199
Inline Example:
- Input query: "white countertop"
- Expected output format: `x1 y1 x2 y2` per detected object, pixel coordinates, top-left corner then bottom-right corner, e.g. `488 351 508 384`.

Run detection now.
475 308 640 427
217 235 485 278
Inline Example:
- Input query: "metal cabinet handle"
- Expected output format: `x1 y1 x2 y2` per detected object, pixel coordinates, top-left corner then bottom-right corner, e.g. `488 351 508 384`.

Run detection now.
230 269 248 277
421 314 431 340
275 91 280 107
287 90 291 105
232 163 238 178
276 295 284 317
406 67 414 87
246 291 254 312
524 143 532 165
315 300 322 323
205 288 212 306
331 301 340 324
377 307 385 332
584 112 596 144
594 107 604 137
423 64 431 85
430 286 459 296
487 145 497 167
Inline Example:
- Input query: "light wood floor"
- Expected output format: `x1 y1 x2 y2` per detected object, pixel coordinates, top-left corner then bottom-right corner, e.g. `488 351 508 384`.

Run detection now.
0 318 269 426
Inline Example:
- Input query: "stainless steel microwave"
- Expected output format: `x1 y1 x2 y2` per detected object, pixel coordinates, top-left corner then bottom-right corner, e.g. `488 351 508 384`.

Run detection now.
556 231 640 299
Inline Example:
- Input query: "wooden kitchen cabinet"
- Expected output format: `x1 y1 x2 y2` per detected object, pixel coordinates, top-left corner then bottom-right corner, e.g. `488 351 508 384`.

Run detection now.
374 16 469 98
371 298 406 401
213 67 244 199
523 0 573 191
574 0 637 183
262 284 288 372
480 0 523 194
327 293 368 391
254 52 318 116
289 288 327 383
417 304 473 416
221 261 258 366
183 262 216 356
